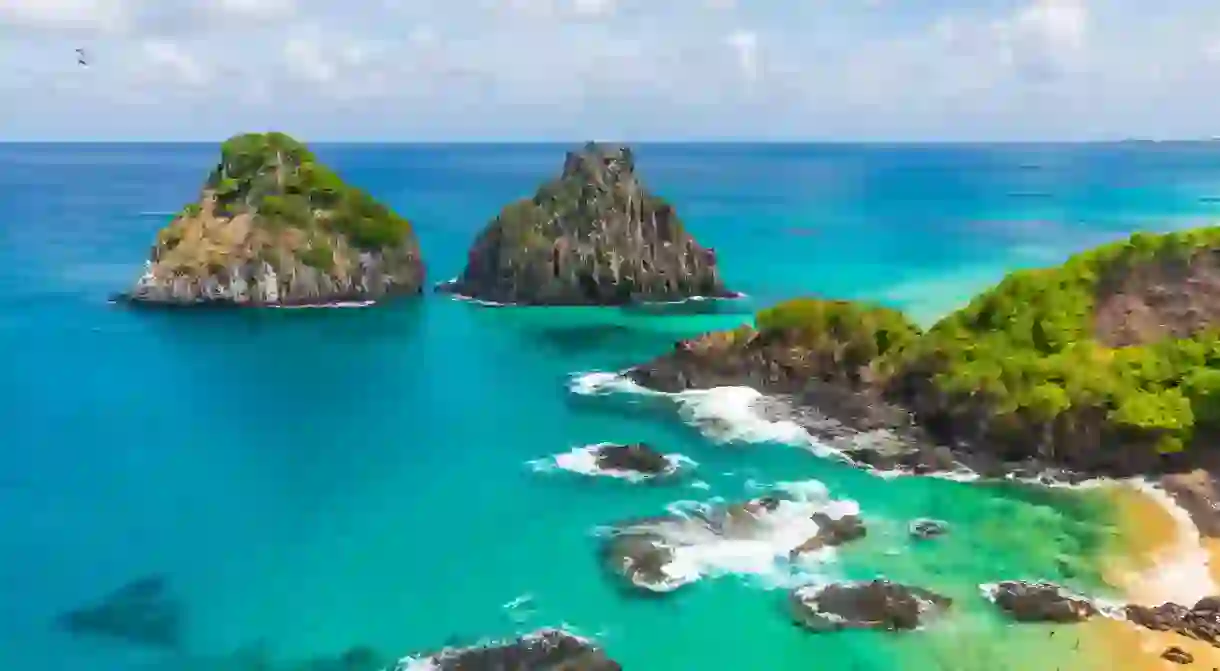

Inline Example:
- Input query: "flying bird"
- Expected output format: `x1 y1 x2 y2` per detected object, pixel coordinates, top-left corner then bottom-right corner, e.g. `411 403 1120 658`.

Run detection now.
76 49 88 67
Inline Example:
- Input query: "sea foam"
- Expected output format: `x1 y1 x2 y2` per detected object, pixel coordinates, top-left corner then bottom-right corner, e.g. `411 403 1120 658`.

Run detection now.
1121 479 1219 605
568 371 844 460
528 443 696 482
605 479 858 591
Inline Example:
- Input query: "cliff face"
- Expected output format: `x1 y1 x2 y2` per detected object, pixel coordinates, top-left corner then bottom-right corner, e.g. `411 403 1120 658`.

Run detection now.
441 142 731 305
1094 248 1220 348
626 229 1220 478
122 132 424 307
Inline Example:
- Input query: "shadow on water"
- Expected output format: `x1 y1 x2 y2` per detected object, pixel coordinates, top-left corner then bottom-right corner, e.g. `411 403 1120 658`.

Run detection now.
58 575 182 650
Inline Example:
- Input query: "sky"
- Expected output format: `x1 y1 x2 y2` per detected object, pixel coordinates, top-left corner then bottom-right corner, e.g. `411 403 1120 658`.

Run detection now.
0 0 1218 141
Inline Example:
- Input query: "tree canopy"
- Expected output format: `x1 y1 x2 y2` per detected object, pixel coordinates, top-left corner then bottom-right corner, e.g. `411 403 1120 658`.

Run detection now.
751 227 1220 453
205 132 414 251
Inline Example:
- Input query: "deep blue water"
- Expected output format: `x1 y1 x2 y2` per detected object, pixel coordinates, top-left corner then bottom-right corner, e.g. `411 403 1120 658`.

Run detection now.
4 142 1220 670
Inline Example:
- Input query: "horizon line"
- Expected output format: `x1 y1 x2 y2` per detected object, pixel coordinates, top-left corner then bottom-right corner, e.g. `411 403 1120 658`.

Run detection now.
0 137 1214 145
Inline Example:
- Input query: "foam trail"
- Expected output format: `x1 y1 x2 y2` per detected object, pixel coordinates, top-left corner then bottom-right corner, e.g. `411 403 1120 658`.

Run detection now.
528 443 696 482
568 372 847 460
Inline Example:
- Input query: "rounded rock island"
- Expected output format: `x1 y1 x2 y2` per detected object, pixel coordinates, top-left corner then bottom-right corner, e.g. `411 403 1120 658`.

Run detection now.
118 132 425 307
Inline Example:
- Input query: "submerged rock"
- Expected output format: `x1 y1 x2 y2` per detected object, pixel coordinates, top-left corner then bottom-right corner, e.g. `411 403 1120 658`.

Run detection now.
988 581 1097 623
440 142 733 305
789 513 866 557
789 580 952 633
57 574 181 649
909 519 949 540
399 629 620 671
600 527 680 593
118 132 424 307
593 443 676 477
1161 469 1220 538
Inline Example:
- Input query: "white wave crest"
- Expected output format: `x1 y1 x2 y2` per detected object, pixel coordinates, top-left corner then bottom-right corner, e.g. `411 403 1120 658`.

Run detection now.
568 372 845 460
528 443 696 482
1122 479 1218 605
271 300 375 310
610 480 859 591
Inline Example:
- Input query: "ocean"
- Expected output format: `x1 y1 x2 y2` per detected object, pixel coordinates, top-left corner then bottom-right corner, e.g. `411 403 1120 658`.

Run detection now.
4 141 1220 670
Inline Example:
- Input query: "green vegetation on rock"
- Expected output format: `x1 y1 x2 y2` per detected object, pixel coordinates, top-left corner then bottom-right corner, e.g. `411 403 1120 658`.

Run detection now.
741 228 1220 456
755 298 922 376
895 228 1220 452
207 132 413 250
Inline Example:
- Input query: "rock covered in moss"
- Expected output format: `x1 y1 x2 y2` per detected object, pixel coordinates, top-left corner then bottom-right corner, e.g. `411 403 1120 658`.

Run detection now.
119 132 424 307
439 142 732 305
628 298 921 393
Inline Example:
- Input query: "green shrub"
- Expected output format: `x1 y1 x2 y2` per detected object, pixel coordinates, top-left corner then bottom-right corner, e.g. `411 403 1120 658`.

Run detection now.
196 132 412 250
890 226 1220 450
756 297 921 362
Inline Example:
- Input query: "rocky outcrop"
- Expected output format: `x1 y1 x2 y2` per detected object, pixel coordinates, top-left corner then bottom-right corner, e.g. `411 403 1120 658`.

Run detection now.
57 575 181 649
401 629 621 671
1161 469 1220 537
789 512 866 557
600 496 865 594
987 581 1097 623
599 497 784 593
1162 646 1194 664
593 443 676 477
601 526 679 593
1094 247 1220 348
789 580 952 633
1126 597 1220 646
118 132 424 307
439 142 733 305
624 227 1220 480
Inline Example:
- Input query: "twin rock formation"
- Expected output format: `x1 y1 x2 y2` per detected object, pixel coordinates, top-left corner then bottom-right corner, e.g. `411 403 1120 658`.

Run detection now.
120 136 728 308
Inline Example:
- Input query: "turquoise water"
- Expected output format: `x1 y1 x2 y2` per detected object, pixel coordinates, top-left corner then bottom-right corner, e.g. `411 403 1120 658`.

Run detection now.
5 142 1220 670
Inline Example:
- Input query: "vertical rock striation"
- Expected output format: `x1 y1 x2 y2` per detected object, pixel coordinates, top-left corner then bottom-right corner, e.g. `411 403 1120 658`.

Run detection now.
440 142 733 305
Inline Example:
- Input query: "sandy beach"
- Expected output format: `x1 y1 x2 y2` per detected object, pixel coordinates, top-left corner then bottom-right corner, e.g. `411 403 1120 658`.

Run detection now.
1080 482 1220 670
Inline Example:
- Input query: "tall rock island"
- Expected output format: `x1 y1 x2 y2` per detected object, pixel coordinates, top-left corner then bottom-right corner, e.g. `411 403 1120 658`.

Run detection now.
439 142 733 305
120 132 425 306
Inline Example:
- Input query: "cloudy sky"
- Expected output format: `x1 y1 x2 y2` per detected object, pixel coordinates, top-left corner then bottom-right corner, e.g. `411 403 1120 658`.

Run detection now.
0 0 1218 141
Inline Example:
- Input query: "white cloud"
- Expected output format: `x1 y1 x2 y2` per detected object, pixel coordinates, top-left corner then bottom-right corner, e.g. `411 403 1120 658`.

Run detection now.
996 0 1090 78
141 39 210 86
0 0 130 35
6 0 1220 140
571 0 616 18
726 29 759 81
211 0 296 21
